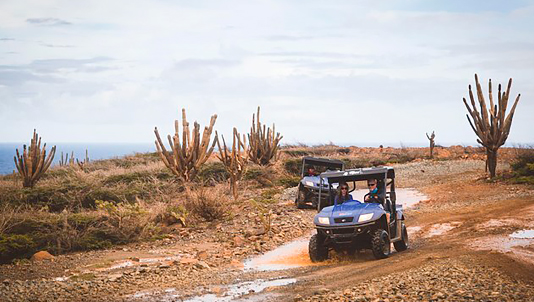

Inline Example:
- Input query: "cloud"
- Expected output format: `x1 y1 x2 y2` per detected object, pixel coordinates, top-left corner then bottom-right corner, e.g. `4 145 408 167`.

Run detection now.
260 51 359 59
0 38 15 41
0 57 114 87
28 57 114 73
26 18 71 26
265 35 317 41
39 42 75 48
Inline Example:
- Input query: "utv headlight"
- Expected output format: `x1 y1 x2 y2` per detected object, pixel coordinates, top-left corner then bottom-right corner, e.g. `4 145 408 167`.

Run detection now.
305 181 315 187
358 213 373 223
318 217 330 225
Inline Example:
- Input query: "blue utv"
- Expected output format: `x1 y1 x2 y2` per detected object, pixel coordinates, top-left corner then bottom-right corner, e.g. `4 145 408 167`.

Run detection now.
309 167 408 261
295 157 345 209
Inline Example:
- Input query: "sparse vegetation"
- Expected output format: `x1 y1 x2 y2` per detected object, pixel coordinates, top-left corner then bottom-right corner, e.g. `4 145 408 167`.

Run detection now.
185 186 229 222
509 148 534 184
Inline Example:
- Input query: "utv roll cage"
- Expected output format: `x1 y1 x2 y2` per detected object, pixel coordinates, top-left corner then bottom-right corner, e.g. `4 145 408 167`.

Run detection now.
318 167 396 211
300 157 345 176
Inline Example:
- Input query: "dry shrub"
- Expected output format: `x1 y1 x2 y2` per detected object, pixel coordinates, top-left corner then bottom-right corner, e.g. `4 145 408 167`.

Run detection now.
185 186 230 222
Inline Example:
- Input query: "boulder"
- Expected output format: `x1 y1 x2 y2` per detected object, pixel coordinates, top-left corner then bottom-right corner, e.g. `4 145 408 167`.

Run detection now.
31 251 55 262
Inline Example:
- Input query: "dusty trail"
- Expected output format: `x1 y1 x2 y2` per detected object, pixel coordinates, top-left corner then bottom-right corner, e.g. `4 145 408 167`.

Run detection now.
1 160 534 301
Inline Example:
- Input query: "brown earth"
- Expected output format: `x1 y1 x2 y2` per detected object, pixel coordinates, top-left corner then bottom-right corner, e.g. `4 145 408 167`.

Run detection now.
1 159 534 301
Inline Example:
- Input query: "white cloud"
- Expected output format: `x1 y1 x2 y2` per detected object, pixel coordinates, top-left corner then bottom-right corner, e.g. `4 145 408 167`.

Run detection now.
0 0 533 145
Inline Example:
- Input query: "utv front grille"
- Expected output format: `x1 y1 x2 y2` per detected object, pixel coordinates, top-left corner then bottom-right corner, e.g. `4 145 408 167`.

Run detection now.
332 228 354 235
334 217 354 223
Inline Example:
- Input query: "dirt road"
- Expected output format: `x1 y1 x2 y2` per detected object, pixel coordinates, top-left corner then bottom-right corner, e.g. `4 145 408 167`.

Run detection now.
1 160 534 301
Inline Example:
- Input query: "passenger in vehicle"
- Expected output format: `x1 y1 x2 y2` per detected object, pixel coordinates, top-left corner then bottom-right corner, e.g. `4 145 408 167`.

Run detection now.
335 182 354 204
364 179 381 203
307 166 317 176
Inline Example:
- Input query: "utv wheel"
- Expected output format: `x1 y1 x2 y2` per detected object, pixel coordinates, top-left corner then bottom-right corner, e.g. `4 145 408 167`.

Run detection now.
296 189 307 209
394 223 409 252
309 234 328 262
371 229 391 259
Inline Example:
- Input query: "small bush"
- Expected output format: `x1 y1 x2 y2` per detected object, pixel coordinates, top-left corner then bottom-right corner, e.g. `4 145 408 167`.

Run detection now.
277 176 300 188
185 187 229 222
197 162 230 183
283 158 302 176
0 234 36 264
244 165 275 187
509 149 534 184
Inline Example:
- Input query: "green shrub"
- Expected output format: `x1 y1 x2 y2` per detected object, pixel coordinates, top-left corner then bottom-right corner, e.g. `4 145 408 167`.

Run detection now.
511 151 534 177
244 165 275 187
197 162 229 183
277 176 300 188
0 234 36 264
283 158 302 175
509 149 534 184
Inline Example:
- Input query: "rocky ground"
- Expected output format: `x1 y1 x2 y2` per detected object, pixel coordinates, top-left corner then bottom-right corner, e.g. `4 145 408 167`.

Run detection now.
1 159 534 302
298 256 534 302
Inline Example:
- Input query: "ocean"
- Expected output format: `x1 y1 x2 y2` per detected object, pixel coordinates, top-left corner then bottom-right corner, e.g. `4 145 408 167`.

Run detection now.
0 143 155 175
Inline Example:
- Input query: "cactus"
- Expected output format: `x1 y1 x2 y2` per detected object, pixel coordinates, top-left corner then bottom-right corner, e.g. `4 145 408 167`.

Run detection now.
76 149 90 171
463 74 521 178
13 129 56 188
59 151 75 166
216 128 248 200
248 106 283 166
426 131 435 158
154 109 218 182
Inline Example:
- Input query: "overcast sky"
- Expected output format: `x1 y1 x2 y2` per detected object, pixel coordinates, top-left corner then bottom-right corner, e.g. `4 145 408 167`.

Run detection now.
1 0 533 147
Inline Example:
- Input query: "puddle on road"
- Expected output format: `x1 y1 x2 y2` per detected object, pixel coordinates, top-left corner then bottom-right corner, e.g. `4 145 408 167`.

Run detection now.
135 278 297 302
510 230 534 239
243 237 312 271
244 189 428 272
470 232 534 265
423 222 460 238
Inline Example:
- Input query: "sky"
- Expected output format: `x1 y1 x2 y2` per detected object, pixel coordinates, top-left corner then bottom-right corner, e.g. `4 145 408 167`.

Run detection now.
0 0 533 147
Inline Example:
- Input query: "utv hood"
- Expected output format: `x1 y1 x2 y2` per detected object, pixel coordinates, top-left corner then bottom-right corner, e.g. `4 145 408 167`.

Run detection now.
314 201 384 225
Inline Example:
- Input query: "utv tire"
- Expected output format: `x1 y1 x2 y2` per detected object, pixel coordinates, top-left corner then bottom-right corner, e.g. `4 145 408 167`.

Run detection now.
371 229 391 259
309 234 328 262
394 222 409 252
296 189 307 209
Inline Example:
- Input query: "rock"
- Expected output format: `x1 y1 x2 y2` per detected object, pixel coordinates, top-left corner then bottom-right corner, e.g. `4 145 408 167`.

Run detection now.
31 251 55 262
232 236 245 246
180 258 198 265
211 286 224 296
197 251 208 260
108 273 123 282
230 259 244 269
131 257 140 262
195 261 210 270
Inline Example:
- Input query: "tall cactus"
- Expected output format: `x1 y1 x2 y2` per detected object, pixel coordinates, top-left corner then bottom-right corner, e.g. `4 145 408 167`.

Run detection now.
154 109 218 182
14 129 56 188
216 128 248 200
463 74 521 178
248 106 283 166
426 131 435 158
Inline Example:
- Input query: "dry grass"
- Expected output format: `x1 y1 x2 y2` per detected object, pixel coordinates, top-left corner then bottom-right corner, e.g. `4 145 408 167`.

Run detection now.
185 185 231 222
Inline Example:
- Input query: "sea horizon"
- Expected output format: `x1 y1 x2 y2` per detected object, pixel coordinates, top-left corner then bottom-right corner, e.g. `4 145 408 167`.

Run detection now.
1 141 531 176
